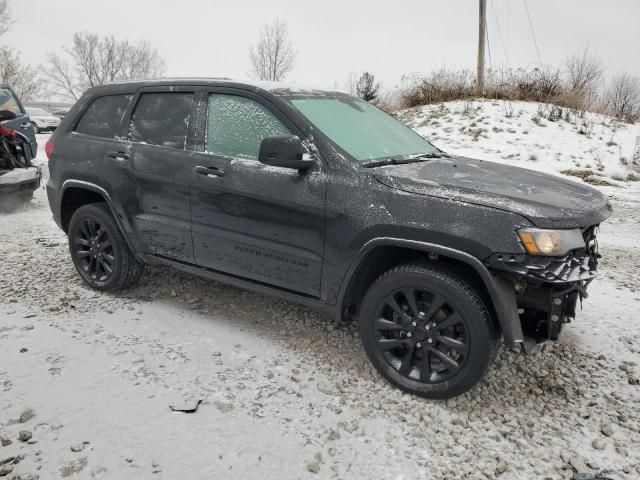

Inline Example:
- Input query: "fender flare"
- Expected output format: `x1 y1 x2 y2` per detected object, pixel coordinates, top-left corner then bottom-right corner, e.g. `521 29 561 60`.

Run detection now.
60 179 141 258
336 237 523 348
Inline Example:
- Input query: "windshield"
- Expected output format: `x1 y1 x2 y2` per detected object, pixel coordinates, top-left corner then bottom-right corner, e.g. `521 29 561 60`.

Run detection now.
289 96 439 162
27 108 50 116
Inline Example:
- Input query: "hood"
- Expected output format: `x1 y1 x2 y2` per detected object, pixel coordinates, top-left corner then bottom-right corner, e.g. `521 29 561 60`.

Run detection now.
372 156 612 228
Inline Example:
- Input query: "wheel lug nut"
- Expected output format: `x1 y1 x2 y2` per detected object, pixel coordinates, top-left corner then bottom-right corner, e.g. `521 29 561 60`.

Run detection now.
427 338 433 344
406 332 412 338
416 342 422 348
411 321 417 327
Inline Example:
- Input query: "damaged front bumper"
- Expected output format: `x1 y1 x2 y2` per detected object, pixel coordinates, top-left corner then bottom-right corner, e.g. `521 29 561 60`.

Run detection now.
485 227 600 351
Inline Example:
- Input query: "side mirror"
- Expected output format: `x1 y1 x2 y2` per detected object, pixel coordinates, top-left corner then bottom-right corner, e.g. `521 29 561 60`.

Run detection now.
0 110 17 122
259 135 315 171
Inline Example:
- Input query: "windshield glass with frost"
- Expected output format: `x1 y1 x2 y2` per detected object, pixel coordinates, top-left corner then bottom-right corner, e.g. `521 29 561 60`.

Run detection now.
289 97 439 162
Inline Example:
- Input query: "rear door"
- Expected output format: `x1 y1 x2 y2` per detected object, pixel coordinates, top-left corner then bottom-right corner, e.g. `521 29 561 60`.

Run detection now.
100 88 197 262
0 85 37 158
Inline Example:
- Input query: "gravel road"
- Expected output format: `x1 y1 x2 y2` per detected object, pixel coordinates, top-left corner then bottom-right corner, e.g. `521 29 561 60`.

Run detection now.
1 172 639 479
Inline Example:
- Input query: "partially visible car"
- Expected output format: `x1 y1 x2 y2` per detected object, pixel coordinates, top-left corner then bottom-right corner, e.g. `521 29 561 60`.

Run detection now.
0 85 37 155
26 107 61 133
52 108 70 119
0 107 41 205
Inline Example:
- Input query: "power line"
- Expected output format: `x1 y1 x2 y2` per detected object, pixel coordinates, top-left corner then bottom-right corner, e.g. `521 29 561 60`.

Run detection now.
489 0 510 67
523 0 542 64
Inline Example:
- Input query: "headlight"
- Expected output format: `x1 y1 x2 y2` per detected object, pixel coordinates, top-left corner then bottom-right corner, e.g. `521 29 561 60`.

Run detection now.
517 228 585 256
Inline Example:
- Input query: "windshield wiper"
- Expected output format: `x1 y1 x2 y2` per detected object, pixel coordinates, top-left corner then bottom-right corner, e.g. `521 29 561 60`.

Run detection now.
362 153 444 168
412 151 449 159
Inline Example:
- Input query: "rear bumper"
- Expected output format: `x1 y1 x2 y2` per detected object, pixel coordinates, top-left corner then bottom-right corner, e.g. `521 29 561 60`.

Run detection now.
0 167 41 194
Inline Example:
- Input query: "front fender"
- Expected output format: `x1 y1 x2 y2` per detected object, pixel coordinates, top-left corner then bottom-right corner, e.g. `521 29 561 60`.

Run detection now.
337 237 524 348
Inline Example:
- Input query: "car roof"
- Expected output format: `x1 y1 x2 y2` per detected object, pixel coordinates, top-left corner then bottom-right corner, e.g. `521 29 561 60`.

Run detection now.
87 78 346 98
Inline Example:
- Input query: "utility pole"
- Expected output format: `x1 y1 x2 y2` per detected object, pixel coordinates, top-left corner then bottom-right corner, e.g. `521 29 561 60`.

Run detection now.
477 0 487 96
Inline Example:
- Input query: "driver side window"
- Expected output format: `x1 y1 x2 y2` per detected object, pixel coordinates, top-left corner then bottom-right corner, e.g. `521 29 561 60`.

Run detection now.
206 94 291 160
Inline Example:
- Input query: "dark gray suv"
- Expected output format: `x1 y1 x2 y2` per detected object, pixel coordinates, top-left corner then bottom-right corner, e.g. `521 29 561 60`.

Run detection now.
45 79 611 398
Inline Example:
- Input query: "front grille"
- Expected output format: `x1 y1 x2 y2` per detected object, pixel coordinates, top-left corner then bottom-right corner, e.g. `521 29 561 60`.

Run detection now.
486 250 597 283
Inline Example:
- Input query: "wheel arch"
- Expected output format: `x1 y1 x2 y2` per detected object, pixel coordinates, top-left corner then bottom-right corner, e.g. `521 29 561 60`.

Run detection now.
59 180 140 257
337 238 523 348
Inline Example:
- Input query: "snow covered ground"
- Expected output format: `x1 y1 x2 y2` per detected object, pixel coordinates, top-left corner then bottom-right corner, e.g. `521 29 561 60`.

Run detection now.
1 111 640 479
398 99 640 185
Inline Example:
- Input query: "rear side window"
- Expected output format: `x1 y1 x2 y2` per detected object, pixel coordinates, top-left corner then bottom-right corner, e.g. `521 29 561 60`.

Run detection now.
0 87 23 115
128 92 194 149
75 94 132 138
206 94 291 160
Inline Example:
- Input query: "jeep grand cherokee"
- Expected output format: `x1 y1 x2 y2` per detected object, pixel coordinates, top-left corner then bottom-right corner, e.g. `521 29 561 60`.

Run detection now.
45 79 611 398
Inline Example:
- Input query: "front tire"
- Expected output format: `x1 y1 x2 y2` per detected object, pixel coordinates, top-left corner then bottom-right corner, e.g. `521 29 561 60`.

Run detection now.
359 263 499 399
68 203 144 292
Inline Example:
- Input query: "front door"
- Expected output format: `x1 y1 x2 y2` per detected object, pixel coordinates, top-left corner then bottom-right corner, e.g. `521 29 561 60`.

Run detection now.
190 91 326 297
101 89 197 262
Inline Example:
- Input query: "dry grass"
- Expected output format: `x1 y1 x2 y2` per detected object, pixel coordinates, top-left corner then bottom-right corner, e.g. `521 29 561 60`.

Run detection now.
397 65 639 124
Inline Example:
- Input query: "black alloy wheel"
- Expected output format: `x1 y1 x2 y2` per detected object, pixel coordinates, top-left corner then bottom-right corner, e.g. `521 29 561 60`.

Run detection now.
68 203 144 292
73 217 115 282
359 263 499 399
374 287 469 384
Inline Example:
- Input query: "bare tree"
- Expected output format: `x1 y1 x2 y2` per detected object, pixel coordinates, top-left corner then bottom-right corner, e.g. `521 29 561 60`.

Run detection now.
0 0 11 39
344 71 358 95
356 72 380 102
0 47 40 101
46 32 166 100
606 73 640 123
565 47 604 102
121 40 165 80
0 2 40 101
46 53 79 100
249 19 296 81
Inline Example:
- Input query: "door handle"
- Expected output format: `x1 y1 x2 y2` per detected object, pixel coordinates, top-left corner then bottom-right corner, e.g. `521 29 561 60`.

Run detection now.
107 151 130 161
195 165 225 178
20 123 31 130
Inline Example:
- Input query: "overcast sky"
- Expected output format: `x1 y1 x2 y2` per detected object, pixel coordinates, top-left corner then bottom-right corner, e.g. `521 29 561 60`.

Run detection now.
3 0 640 92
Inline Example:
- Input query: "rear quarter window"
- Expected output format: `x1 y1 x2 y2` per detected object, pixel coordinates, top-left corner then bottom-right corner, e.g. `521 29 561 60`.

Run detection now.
74 94 133 139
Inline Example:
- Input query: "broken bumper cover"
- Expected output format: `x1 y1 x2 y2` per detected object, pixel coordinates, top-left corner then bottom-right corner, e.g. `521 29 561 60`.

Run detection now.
484 249 597 284
485 229 600 345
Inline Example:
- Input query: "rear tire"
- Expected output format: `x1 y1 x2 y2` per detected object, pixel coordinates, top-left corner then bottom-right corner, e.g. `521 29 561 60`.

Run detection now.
68 203 144 292
359 262 499 399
